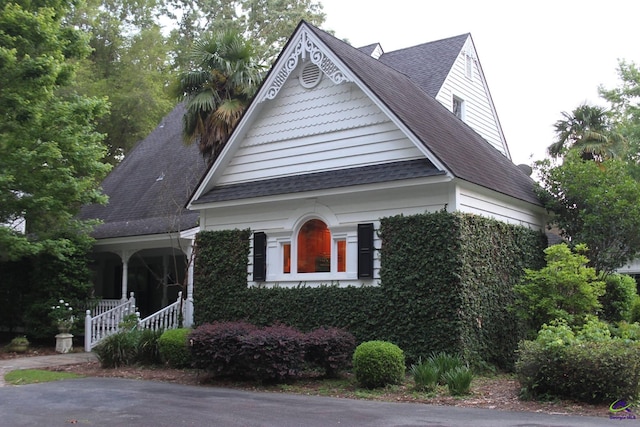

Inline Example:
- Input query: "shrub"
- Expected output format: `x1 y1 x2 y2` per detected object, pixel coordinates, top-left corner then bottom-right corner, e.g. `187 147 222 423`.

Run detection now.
158 328 192 368
409 358 439 392
238 324 305 382
600 274 638 323
189 321 258 375
94 328 162 368
94 332 138 368
443 366 473 395
304 327 356 378
513 244 605 336
352 340 405 389
632 296 640 323
189 321 306 382
427 351 464 385
610 321 640 341
136 329 162 365
516 339 640 403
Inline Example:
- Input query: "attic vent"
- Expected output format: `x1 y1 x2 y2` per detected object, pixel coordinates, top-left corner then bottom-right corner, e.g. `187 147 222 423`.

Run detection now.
299 62 322 89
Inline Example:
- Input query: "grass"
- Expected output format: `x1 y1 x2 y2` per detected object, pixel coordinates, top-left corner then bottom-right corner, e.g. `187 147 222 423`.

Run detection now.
4 369 83 385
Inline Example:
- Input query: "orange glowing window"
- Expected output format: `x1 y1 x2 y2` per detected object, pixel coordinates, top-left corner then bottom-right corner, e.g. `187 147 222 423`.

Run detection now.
297 219 331 273
283 243 291 274
337 240 346 272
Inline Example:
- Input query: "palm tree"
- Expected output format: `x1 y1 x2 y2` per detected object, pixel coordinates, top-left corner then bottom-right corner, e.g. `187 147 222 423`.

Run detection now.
548 104 626 162
173 30 263 165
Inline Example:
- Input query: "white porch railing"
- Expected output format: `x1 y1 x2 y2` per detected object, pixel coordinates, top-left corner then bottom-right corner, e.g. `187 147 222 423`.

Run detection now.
137 292 186 332
88 299 124 316
84 293 136 352
84 292 190 352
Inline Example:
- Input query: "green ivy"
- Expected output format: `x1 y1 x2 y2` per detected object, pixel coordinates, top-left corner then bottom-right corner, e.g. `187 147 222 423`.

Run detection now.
193 212 546 370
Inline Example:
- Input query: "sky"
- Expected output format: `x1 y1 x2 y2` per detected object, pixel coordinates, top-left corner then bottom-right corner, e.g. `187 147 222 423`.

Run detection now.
319 0 640 166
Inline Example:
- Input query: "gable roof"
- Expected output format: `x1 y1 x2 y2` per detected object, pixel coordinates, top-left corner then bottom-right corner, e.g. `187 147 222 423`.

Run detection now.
193 159 444 205
305 24 539 206
79 104 208 239
190 22 540 207
377 33 469 98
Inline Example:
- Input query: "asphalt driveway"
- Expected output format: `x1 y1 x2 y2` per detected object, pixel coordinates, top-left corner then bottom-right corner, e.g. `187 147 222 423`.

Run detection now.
0 377 627 427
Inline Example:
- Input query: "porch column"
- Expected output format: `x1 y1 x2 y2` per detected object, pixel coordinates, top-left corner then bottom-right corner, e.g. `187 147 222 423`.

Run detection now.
120 250 134 301
184 243 195 327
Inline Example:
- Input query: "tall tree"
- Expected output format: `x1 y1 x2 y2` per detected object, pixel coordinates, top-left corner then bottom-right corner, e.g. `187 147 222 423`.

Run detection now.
599 60 640 176
64 0 175 163
0 0 111 261
172 30 263 164
547 104 626 161
166 0 326 70
535 152 640 274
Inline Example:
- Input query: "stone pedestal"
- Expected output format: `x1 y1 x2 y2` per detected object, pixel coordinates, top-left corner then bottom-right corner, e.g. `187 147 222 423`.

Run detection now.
55 333 73 353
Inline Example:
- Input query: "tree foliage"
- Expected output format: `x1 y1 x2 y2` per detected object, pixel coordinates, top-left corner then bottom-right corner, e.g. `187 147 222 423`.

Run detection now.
172 29 263 164
0 0 111 261
599 60 640 177
547 104 626 161
536 152 640 273
64 0 175 163
166 0 326 68
513 244 605 335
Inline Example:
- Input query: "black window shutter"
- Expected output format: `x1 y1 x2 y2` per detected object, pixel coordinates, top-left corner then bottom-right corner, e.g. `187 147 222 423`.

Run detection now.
253 232 267 281
357 223 374 279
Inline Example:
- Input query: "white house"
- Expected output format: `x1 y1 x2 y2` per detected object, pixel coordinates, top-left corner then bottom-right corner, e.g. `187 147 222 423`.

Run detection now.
186 21 546 288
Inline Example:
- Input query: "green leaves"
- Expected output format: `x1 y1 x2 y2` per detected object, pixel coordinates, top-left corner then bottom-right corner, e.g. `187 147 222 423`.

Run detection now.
0 0 110 261
514 244 605 334
193 213 546 370
536 153 640 273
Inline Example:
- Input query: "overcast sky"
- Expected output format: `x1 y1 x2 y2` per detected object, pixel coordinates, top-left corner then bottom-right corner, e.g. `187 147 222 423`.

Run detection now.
319 0 640 166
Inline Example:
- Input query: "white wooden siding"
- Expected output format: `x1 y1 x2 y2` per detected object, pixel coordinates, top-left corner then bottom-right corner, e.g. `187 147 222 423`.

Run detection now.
456 183 545 229
218 65 424 185
436 39 508 157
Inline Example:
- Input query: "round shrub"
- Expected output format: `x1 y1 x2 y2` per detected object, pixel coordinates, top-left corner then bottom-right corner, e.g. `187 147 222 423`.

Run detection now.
158 328 192 368
352 340 405 388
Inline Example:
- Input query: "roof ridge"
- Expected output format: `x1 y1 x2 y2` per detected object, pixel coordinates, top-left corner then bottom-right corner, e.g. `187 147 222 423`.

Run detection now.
382 33 469 55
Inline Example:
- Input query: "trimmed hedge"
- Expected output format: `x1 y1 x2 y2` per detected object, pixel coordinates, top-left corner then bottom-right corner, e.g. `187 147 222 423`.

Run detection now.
189 322 310 383
193 212 546 369
516 339 640 403
158 328 192 368
304 327 356 377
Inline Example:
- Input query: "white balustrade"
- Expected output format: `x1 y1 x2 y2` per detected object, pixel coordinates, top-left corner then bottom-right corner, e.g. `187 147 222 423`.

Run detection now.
138 292 186 332
90 299 124 316
84 293 136 352
84 292 188 352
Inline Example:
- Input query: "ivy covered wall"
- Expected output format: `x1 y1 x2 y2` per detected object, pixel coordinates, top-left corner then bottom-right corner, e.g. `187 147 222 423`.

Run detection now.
193 211 546 368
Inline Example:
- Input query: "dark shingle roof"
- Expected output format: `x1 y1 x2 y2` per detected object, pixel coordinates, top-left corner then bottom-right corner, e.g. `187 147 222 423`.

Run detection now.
193 159 444 204
79 104 208 239
377 34 469 97
305 24 539 206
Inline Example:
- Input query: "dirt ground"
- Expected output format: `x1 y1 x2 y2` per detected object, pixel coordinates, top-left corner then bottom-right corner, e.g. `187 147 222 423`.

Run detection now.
0 346 612 418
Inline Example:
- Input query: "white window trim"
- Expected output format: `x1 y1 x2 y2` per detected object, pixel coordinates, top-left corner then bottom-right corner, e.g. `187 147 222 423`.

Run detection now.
265 219 358 283
452 95 465 121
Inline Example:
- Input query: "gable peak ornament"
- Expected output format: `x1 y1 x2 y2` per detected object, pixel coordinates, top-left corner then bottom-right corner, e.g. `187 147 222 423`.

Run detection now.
261 29 350 101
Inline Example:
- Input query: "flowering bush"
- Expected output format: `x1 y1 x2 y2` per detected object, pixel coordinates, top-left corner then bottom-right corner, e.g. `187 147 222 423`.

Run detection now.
50 299 75 331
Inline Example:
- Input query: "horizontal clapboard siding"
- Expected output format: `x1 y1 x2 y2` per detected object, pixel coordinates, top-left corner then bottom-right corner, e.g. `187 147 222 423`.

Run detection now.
436 39 507 156
218 66 424 185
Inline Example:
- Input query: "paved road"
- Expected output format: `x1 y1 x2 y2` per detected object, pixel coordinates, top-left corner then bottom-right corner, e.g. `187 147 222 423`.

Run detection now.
0 377 627 427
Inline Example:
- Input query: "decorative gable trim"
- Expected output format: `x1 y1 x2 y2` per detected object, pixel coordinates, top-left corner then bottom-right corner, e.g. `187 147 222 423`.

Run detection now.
260 28 351 102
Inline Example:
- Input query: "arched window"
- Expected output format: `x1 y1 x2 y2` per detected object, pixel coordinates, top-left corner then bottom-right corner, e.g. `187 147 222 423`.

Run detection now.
282 219 346 274
298 219 331 272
